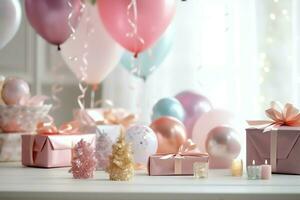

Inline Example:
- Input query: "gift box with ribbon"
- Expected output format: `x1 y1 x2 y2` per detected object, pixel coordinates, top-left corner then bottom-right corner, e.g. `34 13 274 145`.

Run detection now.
22 121 95 168
246 101 300 174
148 140 209 176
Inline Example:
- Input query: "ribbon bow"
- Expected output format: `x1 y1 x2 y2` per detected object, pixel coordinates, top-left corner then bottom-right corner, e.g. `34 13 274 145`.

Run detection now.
99 109 137 128
247 101 300 172
248 101 300 128
160 139 198 160
36 120 80 135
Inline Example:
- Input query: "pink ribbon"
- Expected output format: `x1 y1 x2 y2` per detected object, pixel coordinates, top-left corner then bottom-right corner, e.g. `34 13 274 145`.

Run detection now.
36 120 80 135
160 139 207 174
76 108 138 129
247 101 300 171
19 95 48 106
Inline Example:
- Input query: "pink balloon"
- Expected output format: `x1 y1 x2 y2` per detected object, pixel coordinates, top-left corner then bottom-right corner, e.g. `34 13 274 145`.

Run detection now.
175 90 212 139
25 0 83 48
97 0 176 56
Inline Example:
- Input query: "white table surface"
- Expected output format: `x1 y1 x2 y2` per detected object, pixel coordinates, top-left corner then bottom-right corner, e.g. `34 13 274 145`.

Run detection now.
0 162 300 200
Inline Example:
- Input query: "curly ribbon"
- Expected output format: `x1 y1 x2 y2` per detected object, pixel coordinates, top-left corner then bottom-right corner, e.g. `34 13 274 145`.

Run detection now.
126 0 146 82
67 0 88 110
50 63 65 111
126 0 145 56
247 101 300 171
160 139 207 174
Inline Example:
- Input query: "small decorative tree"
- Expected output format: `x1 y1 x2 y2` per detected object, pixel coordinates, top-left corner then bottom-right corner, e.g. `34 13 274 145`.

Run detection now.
95 130 113 170
69 139 97 179
106 129 135 181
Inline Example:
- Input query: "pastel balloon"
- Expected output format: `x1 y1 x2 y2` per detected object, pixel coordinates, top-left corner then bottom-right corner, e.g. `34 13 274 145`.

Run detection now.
121 25 174 80
1 77 30 105
125 125 158 165
175 90 212 139
0 0 21 49
97 0 176 56
152 97 185 122
61 3 123 85
206 126 241 159
192 109 237 153
150 117 187 154
25 0 82 48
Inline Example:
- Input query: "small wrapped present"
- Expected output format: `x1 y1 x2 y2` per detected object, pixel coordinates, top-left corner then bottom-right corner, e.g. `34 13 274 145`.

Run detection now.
148 140 209 176
246 101 300 174
95 125 121 170
22 121 95 168
0 132 33 162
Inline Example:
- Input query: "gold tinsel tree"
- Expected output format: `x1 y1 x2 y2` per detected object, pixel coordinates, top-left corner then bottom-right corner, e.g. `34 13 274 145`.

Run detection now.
106 128 134 181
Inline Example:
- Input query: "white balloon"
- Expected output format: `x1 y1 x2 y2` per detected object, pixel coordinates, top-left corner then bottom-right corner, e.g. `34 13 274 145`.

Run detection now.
61 3 123 85
125 125 158 165
0 0 21 49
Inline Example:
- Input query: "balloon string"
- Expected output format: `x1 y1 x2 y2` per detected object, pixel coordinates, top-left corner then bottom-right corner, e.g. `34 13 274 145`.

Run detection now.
67 0 88 110
126 0 145 78
126 0 144 51
50 63 65 111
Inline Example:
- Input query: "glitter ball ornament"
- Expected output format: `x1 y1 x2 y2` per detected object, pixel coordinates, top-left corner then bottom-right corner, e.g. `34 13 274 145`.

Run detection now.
69 139 97 179
106 129 135 181
125 125 158 165
95 130 114 170
1 77 30 105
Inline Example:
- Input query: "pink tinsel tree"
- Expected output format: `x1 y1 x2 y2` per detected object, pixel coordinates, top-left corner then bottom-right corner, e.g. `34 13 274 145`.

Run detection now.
69 139 97 179
95 130 113 170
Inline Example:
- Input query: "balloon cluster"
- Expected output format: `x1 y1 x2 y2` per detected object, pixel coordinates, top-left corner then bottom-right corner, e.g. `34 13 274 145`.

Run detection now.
20 0 177 87
151 90 242 169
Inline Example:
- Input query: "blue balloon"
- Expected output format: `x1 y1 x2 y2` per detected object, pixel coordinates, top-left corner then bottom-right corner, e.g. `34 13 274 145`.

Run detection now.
120 26 174 80
152 97 185 121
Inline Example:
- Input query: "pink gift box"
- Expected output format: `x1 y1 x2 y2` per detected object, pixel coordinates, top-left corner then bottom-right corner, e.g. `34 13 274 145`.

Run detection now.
22 134 95 168
246 126 300 174
148 153 209 176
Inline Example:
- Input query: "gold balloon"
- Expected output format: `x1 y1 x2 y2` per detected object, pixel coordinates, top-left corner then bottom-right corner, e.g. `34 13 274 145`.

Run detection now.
150 116 187 153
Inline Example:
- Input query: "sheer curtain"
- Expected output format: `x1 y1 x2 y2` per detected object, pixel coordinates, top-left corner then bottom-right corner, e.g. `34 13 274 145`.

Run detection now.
102 0 297 124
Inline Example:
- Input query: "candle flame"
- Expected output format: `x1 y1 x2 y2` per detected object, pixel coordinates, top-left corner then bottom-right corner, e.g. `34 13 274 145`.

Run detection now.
252 160 255 165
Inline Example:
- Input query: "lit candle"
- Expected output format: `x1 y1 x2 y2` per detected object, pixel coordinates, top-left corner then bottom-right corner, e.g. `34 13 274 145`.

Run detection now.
261 160 272 180
231 159 243 177
247 160 261 180
193 162 208 179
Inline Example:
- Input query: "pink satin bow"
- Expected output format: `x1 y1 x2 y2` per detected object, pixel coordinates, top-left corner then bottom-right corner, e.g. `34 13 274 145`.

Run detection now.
77 108 138 128
36 120 80 135
19 95 48 106
160 139 203 159
248 101 300 128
